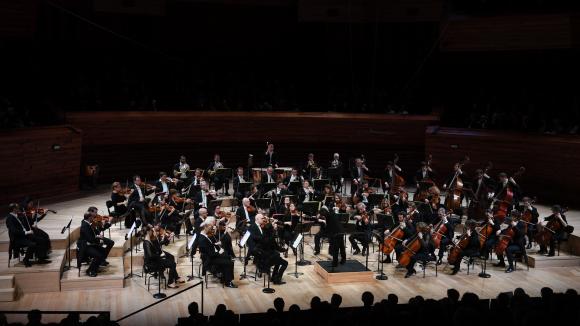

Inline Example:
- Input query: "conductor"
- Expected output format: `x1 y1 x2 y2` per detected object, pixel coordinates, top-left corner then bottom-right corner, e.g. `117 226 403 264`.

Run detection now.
319 206 346 267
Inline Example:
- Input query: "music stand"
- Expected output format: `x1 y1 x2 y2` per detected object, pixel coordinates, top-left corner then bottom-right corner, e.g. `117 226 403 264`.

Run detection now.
61 218 73 271
260 182 277 194
282 195 297 204
214 168 232 194
255 198 273 211
238 182 253 196
368 194 384 208
376 214 396 230
288 181 300 194
313 179 330 192
287 233 304 278
324 196 333 207
302 201 321 217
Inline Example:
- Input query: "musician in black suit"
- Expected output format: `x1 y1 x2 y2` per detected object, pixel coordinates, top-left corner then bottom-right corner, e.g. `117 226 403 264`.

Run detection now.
518 197 539 249
87 207 114 261
382 161 402 192
320 206 346 267
127 175 156 226
233 167 250 200
257 221 288 285
414 161 436 188
350 158 368 195
434 208 455 265
208 154 229 195
183 169 204 199
263 143 278 168
193 181 216 216
302 153 318 180
154 172 174 202
197 221 237 288
451 220 480 275
504 212 527 273
404 222 436 278
5 203 50 267
262 166 277 185
246 214 265 260
328 153 343 192
349 203 371 256
77 212 107 277
492 172 521 213
235 198 256 231
297 180 317 205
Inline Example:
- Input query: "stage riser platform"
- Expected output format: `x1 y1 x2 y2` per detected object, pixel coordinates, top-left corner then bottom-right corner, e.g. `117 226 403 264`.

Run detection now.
0 227 80 253
314 260 375 283
527 254 580 268
60 257 125 291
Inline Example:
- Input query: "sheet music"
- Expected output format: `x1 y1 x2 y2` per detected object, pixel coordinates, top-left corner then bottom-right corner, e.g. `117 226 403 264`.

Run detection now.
292 233 303 249
240 231 251 247
188 233 197 250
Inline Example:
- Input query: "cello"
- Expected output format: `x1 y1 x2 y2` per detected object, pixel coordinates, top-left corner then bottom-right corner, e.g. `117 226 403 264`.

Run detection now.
535 207 570 247
381 224 405 255
444 156 470 211
398 233 422 267
492 167 525 222
495 215 518 255
432 217 449 249
447 231 470 265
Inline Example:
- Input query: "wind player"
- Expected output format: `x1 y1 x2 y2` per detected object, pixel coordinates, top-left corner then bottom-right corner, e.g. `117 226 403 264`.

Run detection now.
173 155 191 185
208 154 229 195
329 153 343 193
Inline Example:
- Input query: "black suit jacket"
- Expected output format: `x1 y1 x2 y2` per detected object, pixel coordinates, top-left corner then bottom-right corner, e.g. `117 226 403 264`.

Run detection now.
247 223 264 254
236 206 256 226
263 152 278 167
128 184 154 204
325 211 344 238
6 213 28 242
77 220 98 249
262 172 276 184
351 167 366 181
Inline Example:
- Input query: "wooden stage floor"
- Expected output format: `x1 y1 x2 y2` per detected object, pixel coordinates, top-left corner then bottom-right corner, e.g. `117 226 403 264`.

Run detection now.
1 187 579 326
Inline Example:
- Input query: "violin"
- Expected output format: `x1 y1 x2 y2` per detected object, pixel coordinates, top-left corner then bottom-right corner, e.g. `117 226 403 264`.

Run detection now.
25 208 57 219
92 214 111 229
247 205 256 213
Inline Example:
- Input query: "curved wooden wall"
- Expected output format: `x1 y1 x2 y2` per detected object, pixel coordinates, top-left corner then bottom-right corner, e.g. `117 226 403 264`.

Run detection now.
425 127 580 206
0 126 82 204
66 111 440 183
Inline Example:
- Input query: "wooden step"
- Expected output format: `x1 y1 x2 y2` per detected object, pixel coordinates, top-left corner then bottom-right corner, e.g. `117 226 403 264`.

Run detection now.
527 253 580 268
0 275 14 289
123 236 189 268
60 257 124 291
0 250 65 293
0 287 16 302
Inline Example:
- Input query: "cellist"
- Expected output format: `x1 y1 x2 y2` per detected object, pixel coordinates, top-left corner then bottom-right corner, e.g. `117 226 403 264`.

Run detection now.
434 208 455 265
450 219 480 275
491 172 521 220
393 211 417 265
502 211 526 273
404 222 435 278
518 197 539 249
537 205 568 256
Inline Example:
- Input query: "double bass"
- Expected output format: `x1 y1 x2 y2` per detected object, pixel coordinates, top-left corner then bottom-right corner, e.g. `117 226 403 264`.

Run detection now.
444 156 470 211
414 154 436 202
467 162 493 221
390 154 406 195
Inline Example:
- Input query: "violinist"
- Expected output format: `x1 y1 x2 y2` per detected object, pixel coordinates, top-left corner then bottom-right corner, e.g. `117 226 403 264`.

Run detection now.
111 182 129 217
382 161 402 193
302 153 318 180
537 205 569 256
404 222 435 278
189 208 209 257
143 226 184 288
197 220 237 288
155 172 174 201
5 203 50 267
407 202 421 224
173 155 191 184
214 206 236 259
434 208 455 265
263 143 279 168
349 203 371 256
281 202 299 257
183 169 204 199
156 197 180 232
329 153 343 192
20 198 52 254
353 181 372 206
330 193 348 214
77 212 108 277
194 181 216 215
235 198 256 231
87 207 114 263
128 175 156 224
519 197 539 249
255 216 288 285
450 220 480 275
208 154 229 195
350 158 369 195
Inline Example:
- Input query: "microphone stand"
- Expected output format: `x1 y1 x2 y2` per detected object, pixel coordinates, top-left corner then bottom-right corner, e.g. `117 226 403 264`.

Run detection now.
61 218 73 272
376 232 388 280
297 211 311 266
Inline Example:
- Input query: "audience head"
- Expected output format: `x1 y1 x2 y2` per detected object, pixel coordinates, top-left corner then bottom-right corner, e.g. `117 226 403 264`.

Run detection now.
331 293 342 308
362 291 374 307
273 297 285 312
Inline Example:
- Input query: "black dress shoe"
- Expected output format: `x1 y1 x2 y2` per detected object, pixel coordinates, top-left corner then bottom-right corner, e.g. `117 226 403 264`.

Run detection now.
36 259 52 265
352 249 361 256
526 243 532 249
23 260 32 267
493 261 505 268
382 256 392 264
451 268 459 275
225 282 238 288
100 261 110 266
87 271 98 277
547 252 555 257
404 269 416 278
537 250 547 255
273 279 286 285
340 259 346 265
436 258 443 265
505 266 514 273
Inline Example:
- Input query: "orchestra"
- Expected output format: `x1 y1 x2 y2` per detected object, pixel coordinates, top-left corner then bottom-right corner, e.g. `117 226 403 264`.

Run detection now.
5 147 576 290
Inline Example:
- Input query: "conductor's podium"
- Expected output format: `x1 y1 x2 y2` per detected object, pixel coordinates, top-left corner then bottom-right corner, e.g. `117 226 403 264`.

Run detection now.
314 259 374 283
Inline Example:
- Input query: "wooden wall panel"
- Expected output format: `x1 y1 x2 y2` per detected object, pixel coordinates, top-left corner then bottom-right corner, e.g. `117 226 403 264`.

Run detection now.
425 127 580 206
0 126 82 205
66 112 439 183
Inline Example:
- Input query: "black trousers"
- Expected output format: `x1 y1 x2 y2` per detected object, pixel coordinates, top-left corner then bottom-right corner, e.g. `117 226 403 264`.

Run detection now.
266 253 288 281
209 255 234 283
314 231 327 253
330 235 346 266
101 237 114 259
407 252 434 273
349 233 369 252
160 253 179 283
452 248 480 271
84 245 105 274
505 244 522 268
14 237 39 261
437 238 453 259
